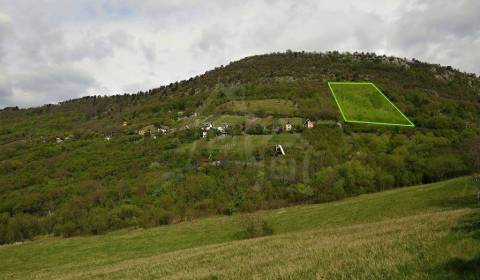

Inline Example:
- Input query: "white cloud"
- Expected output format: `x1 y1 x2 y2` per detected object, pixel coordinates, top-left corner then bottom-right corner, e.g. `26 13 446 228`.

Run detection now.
0 12 13 105
0 0 478 108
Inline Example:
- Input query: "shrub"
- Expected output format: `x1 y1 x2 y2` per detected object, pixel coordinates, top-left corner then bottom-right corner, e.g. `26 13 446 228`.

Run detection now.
4 214 43 243
236 214 274 239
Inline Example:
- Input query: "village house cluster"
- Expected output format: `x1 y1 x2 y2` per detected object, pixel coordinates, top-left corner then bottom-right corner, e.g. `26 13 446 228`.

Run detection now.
201 122 229 138
53 117 315 149
138 125 173 139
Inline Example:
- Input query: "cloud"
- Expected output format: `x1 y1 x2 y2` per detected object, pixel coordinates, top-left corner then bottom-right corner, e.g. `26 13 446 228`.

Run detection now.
387 0 480 72
11 65 97 105
0 0 478 109
0 12 13 105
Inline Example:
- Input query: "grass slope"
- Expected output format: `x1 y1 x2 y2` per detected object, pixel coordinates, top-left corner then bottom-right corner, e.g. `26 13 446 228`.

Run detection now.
0 176 479 279
329 82 413 126
205 114 305 128
216 99 298 116
176 133 302 160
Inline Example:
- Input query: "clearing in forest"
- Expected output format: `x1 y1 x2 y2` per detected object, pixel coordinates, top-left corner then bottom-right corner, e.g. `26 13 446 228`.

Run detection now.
328 82 414 127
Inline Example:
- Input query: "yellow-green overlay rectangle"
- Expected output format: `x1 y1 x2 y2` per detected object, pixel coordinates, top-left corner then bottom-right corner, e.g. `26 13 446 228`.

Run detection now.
328 82 414 127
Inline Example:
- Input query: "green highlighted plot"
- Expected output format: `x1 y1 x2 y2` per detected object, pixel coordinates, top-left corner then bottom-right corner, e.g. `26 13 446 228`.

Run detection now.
328 82 414 127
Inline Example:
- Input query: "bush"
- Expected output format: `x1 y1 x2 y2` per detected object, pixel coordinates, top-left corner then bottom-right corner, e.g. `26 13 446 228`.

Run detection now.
236 214 274 239
0 214 43 243
139 207 173 228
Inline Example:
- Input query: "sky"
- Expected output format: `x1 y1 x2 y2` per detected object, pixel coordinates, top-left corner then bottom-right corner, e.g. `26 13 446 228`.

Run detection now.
0 0 479 109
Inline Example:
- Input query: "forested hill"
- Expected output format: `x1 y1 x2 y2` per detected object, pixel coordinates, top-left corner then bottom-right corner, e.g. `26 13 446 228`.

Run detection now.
1 51 480 245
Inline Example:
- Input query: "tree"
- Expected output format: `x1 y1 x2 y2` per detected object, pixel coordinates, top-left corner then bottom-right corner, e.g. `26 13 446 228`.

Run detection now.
469 137 480 171
312 167 346 202
468 137 480 204
474 174 480 205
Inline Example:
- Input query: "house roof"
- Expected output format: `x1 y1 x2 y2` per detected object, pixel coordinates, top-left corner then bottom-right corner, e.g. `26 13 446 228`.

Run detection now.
275 144 285 155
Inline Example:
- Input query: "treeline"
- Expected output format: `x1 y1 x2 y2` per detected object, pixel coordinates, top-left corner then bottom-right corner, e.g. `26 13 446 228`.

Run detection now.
1 126 478 244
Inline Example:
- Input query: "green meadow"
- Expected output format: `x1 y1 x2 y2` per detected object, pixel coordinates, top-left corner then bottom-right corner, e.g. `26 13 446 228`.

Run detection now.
216 99 298 116
329 82 414 126
1 176 479 279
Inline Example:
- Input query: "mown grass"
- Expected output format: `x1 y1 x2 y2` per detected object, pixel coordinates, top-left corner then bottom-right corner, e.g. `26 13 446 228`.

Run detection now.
176 133 302 160
216 99 298 116
0 176 478 279
206 114 304 127
329 83 412 125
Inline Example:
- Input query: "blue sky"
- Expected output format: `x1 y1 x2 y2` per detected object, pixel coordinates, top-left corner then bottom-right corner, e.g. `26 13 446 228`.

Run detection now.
0 0 479 108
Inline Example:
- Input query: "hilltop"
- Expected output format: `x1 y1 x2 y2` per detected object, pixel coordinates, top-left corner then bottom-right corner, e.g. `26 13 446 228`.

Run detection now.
1 51 480 244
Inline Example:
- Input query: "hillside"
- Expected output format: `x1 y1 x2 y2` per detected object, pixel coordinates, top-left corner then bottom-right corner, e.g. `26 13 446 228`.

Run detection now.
1 51 480 244
0 177 479 279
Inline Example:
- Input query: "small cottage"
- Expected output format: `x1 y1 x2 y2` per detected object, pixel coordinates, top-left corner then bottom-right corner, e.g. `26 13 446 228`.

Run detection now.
159 125 170 134
139 125 157 136
274 144 285 156
285 122 292 132
216 123 229 134
304 119 314 129
202 122 213 131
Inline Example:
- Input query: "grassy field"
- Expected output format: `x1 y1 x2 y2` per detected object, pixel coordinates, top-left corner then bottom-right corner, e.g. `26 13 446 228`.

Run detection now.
206 114 305 127
329 82 413 126
216 99 298 116
177 133 302 160
1 176 479 279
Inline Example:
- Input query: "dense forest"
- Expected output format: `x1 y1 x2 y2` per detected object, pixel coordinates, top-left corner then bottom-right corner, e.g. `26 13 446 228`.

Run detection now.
1 51 479 244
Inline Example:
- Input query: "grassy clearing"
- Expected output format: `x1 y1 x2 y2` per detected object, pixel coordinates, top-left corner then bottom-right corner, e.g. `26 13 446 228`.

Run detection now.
206 114 304 127
177 133 302 160
329 83 413 126
59 210 476 280
216 99 298 116
0 177 478 279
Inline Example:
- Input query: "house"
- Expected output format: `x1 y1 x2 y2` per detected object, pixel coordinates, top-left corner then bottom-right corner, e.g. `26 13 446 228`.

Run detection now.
55 137 63 143
274 144 285 156
122 121 128 127
216 123 229 134
202 122 213 131
285 122 292 132
304 119 314 129
159 125 171 134
138 125 157 136
201 122 214 138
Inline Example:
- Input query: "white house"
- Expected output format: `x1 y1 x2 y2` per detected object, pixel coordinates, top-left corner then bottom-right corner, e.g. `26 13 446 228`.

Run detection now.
139 125 157 136
216 123 229 134
202 122 213 131
275 144 285 156
304 119 314 129
159 125 170 134
285 122 292 132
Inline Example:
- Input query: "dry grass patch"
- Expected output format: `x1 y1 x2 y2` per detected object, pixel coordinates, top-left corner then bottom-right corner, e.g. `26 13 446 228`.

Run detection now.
57 209 472 280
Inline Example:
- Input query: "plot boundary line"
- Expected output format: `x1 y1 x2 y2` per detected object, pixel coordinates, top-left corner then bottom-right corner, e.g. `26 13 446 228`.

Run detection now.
328 82 415 127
